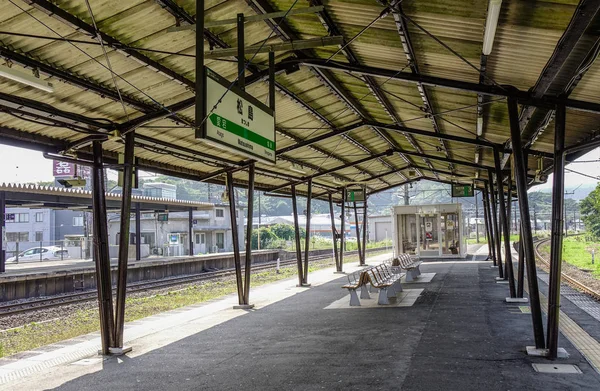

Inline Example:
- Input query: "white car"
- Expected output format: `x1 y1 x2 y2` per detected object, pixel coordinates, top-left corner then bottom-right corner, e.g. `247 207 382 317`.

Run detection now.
6 246 70 263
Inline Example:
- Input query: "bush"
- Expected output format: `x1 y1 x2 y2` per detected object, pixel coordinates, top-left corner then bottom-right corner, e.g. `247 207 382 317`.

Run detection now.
251 227 278 249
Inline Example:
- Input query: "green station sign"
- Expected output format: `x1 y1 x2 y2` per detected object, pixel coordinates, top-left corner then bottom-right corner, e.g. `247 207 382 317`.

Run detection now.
451 184 474 198
198 67 276 164
346 189 365 202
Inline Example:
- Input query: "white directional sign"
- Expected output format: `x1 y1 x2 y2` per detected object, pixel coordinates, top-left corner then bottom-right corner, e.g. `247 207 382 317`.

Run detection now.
199 68 276 164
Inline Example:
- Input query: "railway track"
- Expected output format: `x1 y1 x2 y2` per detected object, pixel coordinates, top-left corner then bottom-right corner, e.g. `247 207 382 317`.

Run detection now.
533 238 600 301
0 253 337 316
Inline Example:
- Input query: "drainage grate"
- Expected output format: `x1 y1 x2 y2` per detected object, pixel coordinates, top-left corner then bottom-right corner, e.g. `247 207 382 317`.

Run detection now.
532 364 582 374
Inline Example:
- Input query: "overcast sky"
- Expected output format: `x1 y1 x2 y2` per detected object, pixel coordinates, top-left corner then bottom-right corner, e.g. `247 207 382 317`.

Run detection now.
0 143 599 193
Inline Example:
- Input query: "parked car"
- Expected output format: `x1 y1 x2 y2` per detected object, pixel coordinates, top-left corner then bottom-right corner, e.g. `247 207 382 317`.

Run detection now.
6 246 70 263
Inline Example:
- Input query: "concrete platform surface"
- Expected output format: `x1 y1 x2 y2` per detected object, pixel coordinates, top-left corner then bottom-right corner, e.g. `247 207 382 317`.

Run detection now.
4 253 600 390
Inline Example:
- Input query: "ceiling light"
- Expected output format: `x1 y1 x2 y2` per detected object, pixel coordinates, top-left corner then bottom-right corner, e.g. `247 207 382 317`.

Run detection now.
476 117 484 136
290 163 307 174
0 64 54 93
474 150 480 164
482 0 502 56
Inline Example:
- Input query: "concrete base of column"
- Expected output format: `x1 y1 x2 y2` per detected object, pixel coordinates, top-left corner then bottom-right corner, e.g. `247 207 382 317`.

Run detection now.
526 346 569 358
233 304 255 310
505 297 529 303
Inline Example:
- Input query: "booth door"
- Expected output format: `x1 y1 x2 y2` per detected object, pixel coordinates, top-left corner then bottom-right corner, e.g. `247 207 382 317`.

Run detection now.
398 214 417 255
441 213 460 255
420 215 440 256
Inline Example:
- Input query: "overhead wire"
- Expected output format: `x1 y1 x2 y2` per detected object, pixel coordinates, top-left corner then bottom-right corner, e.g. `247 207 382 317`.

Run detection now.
84 0 129 122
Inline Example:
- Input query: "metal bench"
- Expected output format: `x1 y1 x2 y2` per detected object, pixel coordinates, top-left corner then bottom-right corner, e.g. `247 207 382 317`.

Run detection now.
398 254 422 282
342 271 365 306
340 263 406 306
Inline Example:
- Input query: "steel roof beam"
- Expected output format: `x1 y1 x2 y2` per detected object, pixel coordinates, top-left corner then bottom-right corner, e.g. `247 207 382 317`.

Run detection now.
250 57 600 114
24 0 193 87
0 47 154 114
247 0 401 185
393 148 494 170
503 0 600 164
307 0 416 179
390 2 452 170
277 120 500 155
268 149 394 192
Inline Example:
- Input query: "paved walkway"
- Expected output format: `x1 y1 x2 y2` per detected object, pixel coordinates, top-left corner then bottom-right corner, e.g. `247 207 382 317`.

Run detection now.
3 252 600 390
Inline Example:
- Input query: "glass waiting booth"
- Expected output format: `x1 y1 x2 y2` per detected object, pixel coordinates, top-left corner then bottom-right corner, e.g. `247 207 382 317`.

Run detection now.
392 203 465 259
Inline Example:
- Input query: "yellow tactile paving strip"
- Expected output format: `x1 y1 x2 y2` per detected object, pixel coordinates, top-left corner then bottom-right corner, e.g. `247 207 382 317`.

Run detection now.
522 280 600 372
539 292 600 372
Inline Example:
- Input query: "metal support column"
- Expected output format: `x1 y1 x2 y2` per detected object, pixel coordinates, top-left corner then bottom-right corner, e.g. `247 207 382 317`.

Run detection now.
91 141 115 354
0 191 5 273
475 191 480 243
362 201 367 265
488 170 504 277
508 96 546 349
226 172 244 305
340 189 346 270
517 234 525 298
114 131 135 349
483 187 495 263
303 179 312 284
188 208 194 256
135 203 141 261
495 148 516 296
291 185 304 286
243 163 255 305
329 193 340 271
353 201 363 265
547 104 566 359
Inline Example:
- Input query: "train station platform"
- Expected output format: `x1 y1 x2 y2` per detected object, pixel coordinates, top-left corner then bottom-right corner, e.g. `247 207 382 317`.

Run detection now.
3 252 600 390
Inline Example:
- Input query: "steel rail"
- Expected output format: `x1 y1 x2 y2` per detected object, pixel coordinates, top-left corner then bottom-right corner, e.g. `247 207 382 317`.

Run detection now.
0 248 384 316
533 238 600 301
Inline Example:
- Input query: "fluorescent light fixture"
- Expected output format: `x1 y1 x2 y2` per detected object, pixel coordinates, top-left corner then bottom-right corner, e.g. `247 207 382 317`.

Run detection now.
474 150 480 164
289 163 307 174
476 117 484 136
21 203 45 207
482 0 502 56
0 64 54 93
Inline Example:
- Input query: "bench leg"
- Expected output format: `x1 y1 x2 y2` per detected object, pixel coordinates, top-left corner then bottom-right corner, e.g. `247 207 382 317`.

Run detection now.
411 269 420 280
405 270 415 282
378 288 390 305
369 283 378 293
394 280 403 292
415 265 421 276
360 284 371 299
349 289 361 306
387 284 397 298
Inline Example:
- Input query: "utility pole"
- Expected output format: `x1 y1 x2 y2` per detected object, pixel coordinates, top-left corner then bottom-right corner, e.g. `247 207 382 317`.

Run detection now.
404 184 409 205
533 206 537 234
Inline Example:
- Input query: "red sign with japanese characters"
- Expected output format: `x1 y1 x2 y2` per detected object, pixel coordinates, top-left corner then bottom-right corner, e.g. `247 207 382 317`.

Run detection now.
53 160 75 177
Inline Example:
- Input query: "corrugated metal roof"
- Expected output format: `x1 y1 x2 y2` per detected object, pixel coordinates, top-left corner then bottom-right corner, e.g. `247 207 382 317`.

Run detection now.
0 0 598 200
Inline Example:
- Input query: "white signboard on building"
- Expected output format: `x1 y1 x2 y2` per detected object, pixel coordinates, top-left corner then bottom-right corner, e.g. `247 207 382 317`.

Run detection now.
198 68 276 164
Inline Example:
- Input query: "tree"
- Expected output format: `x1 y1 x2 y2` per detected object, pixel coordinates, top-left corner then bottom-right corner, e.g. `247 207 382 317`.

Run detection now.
580 184 600 238
251 227 278 249
270 223 296 241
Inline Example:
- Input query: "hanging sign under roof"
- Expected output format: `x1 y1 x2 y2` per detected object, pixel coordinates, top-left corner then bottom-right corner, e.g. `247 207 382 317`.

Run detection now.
346 188 365 202
451 184 474 198
197 67 276 164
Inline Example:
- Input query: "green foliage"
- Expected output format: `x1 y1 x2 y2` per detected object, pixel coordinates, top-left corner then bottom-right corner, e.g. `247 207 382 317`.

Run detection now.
270 223 302 241
251 227 278 249
580 183 600 239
